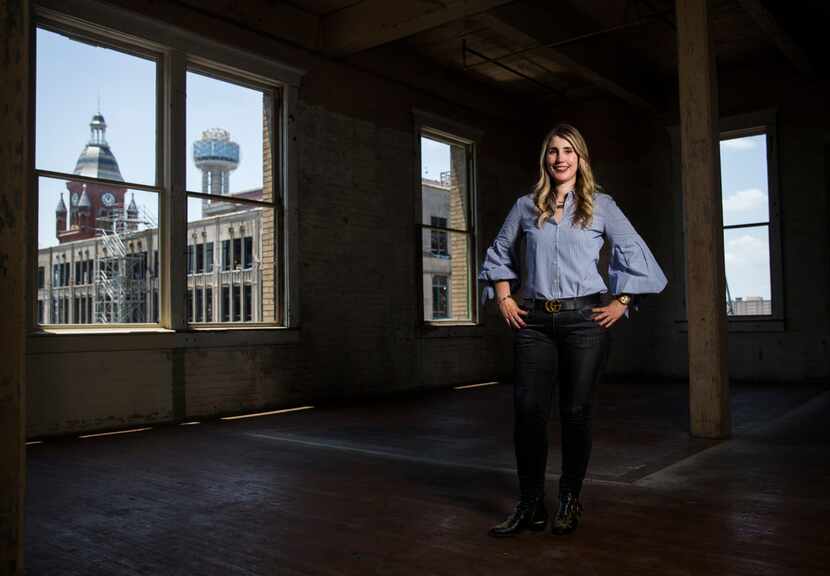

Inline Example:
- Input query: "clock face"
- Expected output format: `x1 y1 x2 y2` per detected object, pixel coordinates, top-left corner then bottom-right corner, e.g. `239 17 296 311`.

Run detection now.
71 192 80 205
101 192 116 206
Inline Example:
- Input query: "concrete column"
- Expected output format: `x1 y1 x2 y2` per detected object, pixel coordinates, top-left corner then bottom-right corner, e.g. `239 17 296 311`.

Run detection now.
0 1 29 573
676 0 731 438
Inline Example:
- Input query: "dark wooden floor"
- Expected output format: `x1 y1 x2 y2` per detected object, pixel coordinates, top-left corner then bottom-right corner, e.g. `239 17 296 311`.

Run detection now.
25 378 830 575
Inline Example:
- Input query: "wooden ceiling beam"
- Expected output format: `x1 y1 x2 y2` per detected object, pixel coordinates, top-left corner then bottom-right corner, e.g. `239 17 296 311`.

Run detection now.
321 0 515 57
477 8 658 112
735 0 814 78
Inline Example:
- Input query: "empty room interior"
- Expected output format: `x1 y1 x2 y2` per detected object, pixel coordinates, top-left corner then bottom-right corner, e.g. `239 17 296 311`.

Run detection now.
2 0 830 574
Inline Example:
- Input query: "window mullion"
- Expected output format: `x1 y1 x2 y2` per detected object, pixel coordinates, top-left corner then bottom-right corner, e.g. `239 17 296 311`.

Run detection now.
165 49 187 330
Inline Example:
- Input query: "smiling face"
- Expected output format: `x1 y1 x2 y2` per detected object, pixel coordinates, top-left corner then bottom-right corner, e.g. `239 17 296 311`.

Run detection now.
545 134 579 188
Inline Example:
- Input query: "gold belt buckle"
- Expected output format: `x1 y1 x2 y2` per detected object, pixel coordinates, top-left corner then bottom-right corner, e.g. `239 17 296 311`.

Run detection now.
544 299 562 313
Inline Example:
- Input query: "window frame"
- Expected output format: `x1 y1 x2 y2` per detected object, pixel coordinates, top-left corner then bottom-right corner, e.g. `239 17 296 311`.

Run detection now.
671 109 785 332
413 110 481 328
29 0 303 337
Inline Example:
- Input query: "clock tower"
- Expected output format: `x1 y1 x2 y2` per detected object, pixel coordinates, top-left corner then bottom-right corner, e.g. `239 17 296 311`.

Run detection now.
59 113 127 243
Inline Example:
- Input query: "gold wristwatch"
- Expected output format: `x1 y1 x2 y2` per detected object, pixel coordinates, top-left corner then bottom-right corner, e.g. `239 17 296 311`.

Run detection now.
616 294 632 306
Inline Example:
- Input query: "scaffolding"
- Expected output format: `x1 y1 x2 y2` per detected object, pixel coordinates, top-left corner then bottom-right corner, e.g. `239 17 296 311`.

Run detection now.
94 208 155 323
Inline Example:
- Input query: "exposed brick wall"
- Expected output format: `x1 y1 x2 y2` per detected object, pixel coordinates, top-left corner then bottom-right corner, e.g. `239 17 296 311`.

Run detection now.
448 144 470 320
261 92 276 323
24 0 540 436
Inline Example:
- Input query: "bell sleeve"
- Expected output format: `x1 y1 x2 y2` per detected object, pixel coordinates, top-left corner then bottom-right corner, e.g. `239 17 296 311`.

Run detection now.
602 195 668 299
478 199 523 304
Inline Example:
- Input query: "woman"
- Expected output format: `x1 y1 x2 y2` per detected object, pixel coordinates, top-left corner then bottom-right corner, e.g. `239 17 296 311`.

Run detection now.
480 124 667 537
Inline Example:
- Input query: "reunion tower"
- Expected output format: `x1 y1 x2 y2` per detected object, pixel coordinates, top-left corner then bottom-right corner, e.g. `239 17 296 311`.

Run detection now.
193 128 239 211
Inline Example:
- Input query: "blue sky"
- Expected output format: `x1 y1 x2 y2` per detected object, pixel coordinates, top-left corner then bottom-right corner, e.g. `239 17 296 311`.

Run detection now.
37 25 447 249
421 136 450 180
36 27 264 247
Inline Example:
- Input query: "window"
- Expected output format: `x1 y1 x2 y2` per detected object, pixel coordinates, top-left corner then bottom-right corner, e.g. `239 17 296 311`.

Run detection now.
243 236 253 269
34 7 296 331
720 131 772 317
186 245 194 275
186 289 193 323
417 121 478 323
205 242 214 273
432 275 449 319
37 267 44 289
185 67 279 326
222 239 231 271
430 216 448 257
671 111 782 328
221 286 230 322
233 285 241 322
35 23 159 326
195 243 204 274
195 287 204 322
233 238 242 270
243 284 252 321
206 287 213 322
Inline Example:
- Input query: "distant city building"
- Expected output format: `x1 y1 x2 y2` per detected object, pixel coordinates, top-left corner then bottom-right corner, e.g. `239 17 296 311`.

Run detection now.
38 114 267 325
730 296 772 316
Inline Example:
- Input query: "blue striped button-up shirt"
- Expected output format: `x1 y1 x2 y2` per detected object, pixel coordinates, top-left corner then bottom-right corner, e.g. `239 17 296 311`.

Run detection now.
479 191 667 302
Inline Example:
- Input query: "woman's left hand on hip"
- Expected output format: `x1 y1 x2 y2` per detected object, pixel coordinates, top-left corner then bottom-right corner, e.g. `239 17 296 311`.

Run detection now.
591 300 628 328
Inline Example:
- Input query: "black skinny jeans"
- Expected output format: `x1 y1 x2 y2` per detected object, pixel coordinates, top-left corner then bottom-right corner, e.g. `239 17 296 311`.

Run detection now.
512 297 609 501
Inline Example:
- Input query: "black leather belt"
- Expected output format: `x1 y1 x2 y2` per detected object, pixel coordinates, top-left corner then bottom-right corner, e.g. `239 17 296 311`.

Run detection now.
522 293 601 313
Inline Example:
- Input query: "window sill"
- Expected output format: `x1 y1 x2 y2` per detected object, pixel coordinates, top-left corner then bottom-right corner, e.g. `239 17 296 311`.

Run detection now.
27 326 300 354
674 317 785 333
419 322 486 339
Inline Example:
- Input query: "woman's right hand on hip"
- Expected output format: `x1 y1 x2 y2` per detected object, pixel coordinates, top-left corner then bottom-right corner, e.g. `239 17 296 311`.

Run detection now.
498 296 528 329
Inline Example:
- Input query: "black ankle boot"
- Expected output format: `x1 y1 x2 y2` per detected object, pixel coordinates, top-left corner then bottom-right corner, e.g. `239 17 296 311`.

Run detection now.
551 492 583 535
488 497 548 537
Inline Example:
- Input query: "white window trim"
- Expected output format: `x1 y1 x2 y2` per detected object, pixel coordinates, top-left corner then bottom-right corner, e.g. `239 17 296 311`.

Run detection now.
29 0 304 338
413 109 482 330
670 109 785 332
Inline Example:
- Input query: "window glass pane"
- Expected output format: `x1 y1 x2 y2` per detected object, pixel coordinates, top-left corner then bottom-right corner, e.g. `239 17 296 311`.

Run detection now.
186 70 272 202
724 226 771 316
186 197 274 323
206 287 213 322
421 135 470 231
186 289 193 323
37 176 160 325
221 286 230 322
720 134 769 227
422 230 471 321
196 243 204 273
35 28 157 185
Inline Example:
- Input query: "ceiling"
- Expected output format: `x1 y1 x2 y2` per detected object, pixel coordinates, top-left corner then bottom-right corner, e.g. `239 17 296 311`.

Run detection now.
181 0 828 115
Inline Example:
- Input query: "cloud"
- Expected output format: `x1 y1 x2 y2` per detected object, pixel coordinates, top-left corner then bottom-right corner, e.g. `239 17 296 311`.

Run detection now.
724 234 767 265
724 232 771 299
721 137 758 151
723 187 767 213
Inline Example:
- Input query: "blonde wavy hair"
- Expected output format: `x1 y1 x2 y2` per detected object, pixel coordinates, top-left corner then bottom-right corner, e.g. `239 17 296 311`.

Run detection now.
533 123 598 228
